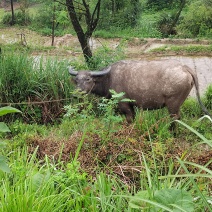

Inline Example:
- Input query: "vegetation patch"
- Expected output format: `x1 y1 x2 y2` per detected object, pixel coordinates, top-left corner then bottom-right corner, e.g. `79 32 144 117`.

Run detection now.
149 44 212 56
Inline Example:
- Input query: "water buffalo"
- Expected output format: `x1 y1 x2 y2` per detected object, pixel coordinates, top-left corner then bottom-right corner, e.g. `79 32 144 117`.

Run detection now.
69 59 211 124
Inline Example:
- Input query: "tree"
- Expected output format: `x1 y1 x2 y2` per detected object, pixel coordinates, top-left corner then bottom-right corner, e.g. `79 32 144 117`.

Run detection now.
65 0 101 64
99 0 141 29
157 0 187 37
10 0 15 25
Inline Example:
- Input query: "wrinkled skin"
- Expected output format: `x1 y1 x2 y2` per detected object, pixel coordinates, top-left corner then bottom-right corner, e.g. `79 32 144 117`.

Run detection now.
69 60 210 127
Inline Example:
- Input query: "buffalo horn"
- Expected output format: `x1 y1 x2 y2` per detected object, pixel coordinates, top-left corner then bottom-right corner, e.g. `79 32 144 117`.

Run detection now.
68 67 78 76
90 66 111 76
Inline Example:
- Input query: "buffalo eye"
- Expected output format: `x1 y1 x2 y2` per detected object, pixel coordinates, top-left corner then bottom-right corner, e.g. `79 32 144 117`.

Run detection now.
85 77 92 82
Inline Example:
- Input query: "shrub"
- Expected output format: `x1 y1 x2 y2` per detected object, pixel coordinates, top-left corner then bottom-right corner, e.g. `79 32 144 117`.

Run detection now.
177 1 212 38
2 11 31 26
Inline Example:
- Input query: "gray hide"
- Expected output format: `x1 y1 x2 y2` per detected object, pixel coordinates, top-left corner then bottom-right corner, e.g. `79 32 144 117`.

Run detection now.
69 60 211 123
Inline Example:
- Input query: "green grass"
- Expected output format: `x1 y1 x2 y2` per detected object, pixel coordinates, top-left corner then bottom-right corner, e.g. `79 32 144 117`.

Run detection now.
1 110 211 211
0 8 4 21
0 101 212 211
0 52 73 123
170 45 212 54
149 45 212 55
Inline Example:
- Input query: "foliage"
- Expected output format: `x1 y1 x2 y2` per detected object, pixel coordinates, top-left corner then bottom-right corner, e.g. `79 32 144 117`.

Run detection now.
128 116 212 211
203 84 212 110
130 188 194 211
30 1 69 36
177 1 212 38
98 0 141 30
88 41 125 69
156 10 177 37
2 11 32 26
146 0 183 11
97 90 132 133
0 93 211 211
0 53 73 123
134 109 172 140
149 44 212 55
0 106 21 173
64 90 129 136
0 145 130 211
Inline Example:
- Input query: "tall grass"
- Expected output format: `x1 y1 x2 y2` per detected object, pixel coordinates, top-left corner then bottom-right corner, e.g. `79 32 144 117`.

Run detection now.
0 99 211 211
1 116 211 211
0 145 132 211
0 53 73 123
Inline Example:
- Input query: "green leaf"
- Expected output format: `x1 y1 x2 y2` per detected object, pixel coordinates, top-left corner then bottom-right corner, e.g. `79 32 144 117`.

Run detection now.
0 155 10 173
154 189 194 212
0 106 21 117
0 122 11 132
32 171 51 190
129 189 194 212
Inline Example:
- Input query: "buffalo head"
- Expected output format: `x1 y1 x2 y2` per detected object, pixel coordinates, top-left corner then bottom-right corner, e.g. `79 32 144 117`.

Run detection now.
69 66 111 93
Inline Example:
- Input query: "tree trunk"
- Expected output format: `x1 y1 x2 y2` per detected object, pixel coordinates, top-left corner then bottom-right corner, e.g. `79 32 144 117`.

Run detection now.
10 0 15 25
51 0 56 46
66 0 92 63
169 0 186 34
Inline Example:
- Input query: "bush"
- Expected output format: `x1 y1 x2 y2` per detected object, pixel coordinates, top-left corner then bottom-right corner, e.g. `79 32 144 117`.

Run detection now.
176 1 212 38
31 3 70 36
2 11 31 26
98 0 141 30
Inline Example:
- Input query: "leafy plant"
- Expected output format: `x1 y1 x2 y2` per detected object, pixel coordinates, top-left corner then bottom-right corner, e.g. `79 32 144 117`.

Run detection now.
176 1 212 38
98 90 134 134
0 106 21 173
129 188 194 211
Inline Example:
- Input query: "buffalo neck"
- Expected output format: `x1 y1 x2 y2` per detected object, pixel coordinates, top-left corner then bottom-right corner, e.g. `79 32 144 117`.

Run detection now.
92 74 111 97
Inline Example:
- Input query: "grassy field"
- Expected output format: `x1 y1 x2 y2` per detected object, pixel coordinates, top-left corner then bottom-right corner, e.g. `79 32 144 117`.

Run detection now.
0 3 212 211
0 52 212 211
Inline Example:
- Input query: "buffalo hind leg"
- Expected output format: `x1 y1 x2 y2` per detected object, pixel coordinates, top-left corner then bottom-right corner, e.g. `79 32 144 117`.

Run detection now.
167 106 181 134
169 112 180 132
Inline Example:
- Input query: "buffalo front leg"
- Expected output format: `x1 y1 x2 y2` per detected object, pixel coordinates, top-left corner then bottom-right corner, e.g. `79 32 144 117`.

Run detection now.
118 102 135 123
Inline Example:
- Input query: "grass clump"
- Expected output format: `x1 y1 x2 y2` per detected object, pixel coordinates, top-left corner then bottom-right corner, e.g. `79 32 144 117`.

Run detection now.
1 112 211 211
149 45 212 55
0 53 73 123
